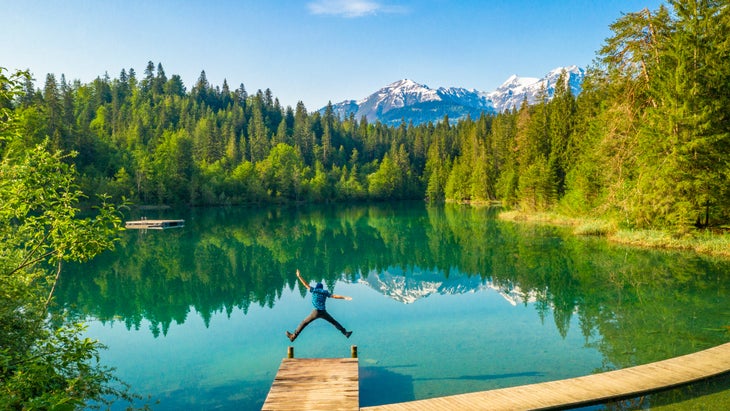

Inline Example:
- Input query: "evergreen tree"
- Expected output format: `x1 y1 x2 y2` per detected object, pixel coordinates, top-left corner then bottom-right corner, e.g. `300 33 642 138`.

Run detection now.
221 79 232 108
513 94 554 209
18 73 38 108
192 70 210 106
635 0 730 227
367 154 400 200
235 83 248 107
42 73 63 150
248 101 270 163
154 62 167 95
492 111 518 204
547 71 577 197
270 117 285 147
424 125 453 202
559 68 608 215
445 157 471 201
293 101 312 164
164 74 186 97
141 60 155 95
263 143 303 200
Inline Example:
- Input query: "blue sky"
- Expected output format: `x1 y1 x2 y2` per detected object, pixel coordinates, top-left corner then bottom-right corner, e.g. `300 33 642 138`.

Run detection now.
2 0 664 110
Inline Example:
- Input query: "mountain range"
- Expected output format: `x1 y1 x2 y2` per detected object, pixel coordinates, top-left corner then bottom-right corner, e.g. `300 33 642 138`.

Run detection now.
323 65 585 126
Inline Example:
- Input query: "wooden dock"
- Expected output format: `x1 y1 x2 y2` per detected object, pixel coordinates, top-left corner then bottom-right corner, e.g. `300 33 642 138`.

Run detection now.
262 346 359 411
124 219 184 230
361 341 730 410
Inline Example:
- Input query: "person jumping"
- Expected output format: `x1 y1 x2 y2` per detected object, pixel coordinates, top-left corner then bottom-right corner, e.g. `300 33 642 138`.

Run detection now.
286 269 353 342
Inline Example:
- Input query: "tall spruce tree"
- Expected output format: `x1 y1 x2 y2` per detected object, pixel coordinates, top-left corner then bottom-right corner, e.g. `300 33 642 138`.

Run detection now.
636 0 729 227
547 71 577 197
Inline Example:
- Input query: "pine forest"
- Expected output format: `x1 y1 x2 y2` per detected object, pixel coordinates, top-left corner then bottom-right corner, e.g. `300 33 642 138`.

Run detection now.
3 1 730 230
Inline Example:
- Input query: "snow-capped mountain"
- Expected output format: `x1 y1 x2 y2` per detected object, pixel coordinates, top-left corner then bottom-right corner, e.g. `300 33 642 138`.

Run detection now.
328 79 495 126
324 65 585 126
486 65 585 112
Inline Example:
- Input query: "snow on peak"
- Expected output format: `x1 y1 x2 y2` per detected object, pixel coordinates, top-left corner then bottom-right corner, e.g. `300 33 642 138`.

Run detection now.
357 78 440 109
487 66 586 112
325 65 585 124
389 79 439 101
548 64 581 76
388 78 423 89
497 74 539 91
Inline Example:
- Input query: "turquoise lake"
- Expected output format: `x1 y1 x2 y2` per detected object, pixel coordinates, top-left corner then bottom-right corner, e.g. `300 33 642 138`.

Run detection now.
54 203 730 410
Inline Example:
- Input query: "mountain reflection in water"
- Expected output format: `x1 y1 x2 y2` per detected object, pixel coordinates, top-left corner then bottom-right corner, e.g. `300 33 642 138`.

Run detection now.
357 267 535 305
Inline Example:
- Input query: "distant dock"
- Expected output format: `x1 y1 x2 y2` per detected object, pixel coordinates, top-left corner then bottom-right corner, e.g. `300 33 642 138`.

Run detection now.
124 219 185 230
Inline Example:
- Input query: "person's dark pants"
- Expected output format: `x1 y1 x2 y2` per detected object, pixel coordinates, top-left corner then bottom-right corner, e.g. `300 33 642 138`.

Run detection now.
292 309 347 339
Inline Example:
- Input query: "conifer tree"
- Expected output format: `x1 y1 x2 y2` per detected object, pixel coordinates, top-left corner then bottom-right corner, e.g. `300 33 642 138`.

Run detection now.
367 154 400 200
154 63 166 96
559 68 607 215
221 79 232 108
42 73 63 150
248 102 270 163
636 0 730 227
424 134 450 202
547 71 576 197
192 70 210 106
293 101 312 164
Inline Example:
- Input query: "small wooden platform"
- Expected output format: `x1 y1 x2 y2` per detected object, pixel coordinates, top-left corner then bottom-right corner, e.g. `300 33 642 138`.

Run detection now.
262 357 359 410
124 219 184 230
362 342 730 410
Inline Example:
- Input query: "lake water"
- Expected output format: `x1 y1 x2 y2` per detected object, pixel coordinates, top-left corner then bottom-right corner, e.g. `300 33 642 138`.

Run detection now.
54 203 730 410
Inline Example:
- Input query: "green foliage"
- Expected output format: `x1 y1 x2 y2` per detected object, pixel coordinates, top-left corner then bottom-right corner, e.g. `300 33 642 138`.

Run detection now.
517 156 556 211
445 158 471 201
632 0 730 227
336 164 367 201
257 143 304 200
6 0 730 227
55 203 730 368
0 68 130 410
367 155 400 200
424 134 451 202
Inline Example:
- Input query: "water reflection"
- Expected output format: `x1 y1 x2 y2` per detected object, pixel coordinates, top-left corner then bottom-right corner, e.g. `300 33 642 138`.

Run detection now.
53 202 730 409
58 204 729 348
360 366 415 405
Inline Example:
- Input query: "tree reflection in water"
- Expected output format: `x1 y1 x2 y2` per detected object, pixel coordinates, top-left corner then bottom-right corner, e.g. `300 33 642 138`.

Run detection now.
53 202 730 409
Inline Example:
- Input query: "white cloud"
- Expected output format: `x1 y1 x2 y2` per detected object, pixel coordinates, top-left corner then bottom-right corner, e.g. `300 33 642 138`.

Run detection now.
307 0 406 18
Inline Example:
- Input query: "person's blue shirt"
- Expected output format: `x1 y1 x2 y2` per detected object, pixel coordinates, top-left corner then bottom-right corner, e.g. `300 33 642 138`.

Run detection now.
310 284 330 310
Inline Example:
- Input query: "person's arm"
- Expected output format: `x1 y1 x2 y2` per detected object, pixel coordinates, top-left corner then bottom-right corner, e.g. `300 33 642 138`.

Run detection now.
296 269 310 289
330 294 352 301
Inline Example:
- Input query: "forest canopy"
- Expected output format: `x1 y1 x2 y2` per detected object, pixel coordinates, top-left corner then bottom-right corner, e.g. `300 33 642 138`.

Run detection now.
3 0 729 230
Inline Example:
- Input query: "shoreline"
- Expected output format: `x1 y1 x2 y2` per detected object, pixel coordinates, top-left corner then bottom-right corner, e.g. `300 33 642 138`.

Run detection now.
498 210 730 260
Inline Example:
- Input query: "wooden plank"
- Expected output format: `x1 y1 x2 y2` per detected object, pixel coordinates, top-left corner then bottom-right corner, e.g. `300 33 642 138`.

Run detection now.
362 342 730 411
262 358 359 411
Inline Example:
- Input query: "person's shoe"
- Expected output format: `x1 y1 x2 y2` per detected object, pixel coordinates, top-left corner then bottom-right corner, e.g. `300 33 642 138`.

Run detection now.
286 331 296 342
345 331 352 338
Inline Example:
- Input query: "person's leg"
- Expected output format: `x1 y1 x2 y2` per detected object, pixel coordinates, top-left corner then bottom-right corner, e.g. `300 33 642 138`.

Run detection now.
319 310 351 337
288 310 319 341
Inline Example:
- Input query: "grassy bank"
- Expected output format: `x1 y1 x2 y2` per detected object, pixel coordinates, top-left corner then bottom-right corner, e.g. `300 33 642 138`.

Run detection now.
499 210 730 259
